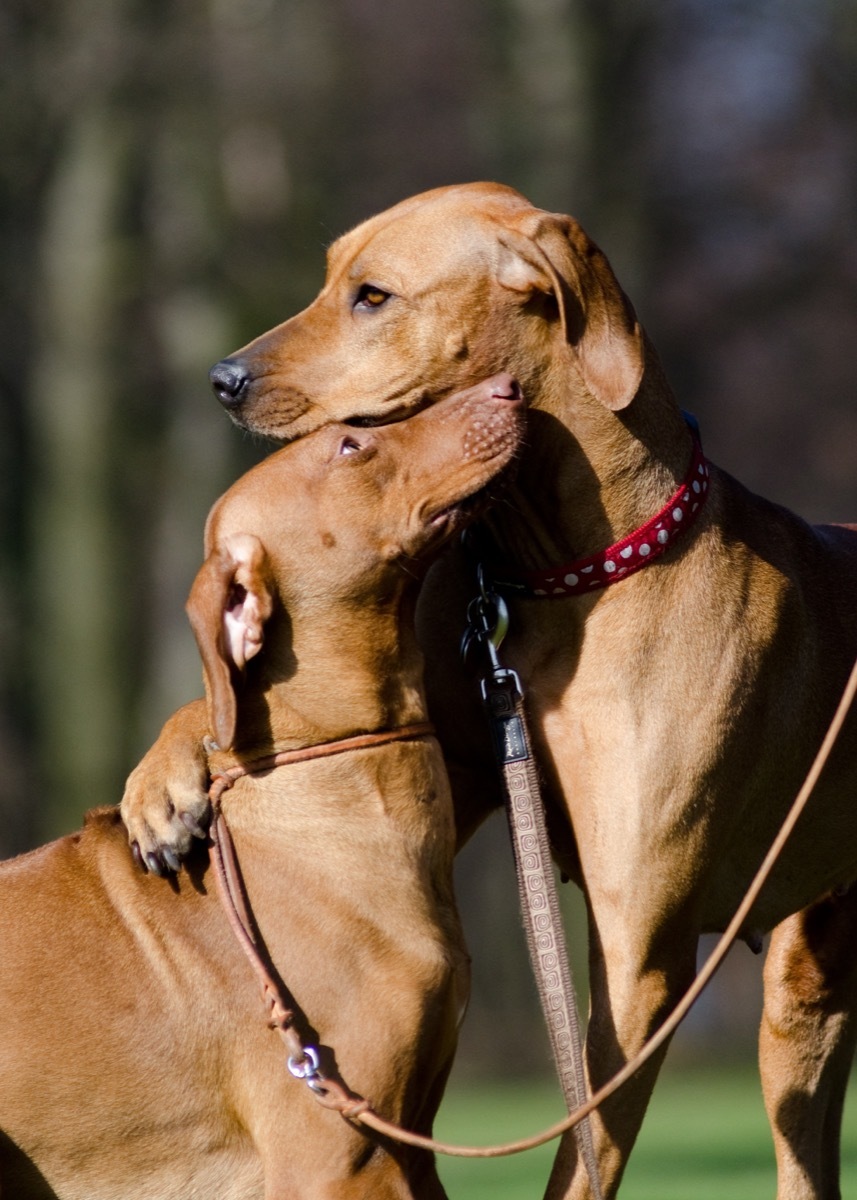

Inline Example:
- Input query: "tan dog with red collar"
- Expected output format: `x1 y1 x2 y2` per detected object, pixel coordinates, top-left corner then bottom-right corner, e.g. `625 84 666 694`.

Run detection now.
0 377 527 1199
122 183 857 1199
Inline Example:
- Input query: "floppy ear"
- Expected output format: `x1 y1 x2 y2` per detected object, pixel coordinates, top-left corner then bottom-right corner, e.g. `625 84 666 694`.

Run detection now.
185 534 274 751
495 214 644 412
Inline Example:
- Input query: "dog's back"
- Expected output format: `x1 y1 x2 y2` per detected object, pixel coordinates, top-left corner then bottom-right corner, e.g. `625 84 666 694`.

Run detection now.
0 751 462 1200
0 811 267 1198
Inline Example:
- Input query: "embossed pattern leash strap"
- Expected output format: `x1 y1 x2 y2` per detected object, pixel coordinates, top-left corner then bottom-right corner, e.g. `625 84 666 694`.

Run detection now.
483 670 603 1199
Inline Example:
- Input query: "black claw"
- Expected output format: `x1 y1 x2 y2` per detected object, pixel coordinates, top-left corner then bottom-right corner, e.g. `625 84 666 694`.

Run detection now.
161 847 181 873
131 842 147 873
145 852 166 878
181 810 210 839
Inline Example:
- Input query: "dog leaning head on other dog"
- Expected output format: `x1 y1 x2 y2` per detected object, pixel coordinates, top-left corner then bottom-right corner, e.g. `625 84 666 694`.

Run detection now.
209 181 690 587
125 182 857 1200
0 375 524 1200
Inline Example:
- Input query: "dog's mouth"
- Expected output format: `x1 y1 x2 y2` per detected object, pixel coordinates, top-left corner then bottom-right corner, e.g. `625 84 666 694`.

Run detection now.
344 396 432 428
428 498 473 530
427 470 513 533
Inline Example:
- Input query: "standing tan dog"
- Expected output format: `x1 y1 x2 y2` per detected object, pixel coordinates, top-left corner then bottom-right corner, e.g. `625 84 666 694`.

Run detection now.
1 376 527 1199
122 183 857 1200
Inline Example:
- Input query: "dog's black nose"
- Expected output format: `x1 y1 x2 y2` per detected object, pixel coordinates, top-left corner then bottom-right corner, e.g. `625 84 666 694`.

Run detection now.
210 359 249 408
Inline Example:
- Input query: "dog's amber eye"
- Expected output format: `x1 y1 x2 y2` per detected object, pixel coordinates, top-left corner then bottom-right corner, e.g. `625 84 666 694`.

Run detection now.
354 284 390 310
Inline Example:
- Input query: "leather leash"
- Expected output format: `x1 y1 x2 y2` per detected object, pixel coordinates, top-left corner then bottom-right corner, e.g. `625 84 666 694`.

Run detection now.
205 655 857 1162
461 564 603 1198
207 723 438 1121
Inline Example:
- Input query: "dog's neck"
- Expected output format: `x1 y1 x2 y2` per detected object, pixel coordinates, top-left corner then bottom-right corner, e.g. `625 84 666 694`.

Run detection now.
219 589 428 767
486 341 696 573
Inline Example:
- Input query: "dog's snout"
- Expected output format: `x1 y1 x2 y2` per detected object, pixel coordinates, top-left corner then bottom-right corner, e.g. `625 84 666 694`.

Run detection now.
210 359 249 409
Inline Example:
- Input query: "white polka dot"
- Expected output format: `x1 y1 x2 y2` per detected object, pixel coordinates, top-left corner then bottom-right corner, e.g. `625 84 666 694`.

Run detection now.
620 546 633 559
693 481 701 493
639 543 651 556
604 561 617 574
673 508 684 521
564 572 579 586
657 529 669 544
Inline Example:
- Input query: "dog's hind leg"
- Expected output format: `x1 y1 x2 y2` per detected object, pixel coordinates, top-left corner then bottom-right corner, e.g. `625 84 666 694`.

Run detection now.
760 884 857 1200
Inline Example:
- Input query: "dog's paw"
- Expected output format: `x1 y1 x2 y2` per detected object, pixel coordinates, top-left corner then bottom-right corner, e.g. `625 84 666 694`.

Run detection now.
120 748 210 873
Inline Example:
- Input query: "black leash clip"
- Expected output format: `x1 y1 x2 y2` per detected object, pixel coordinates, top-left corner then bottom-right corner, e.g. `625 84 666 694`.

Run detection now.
460 563 510 673
460 562 525 742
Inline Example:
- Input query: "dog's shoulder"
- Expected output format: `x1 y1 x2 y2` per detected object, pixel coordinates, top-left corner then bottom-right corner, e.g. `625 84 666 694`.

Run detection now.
714 468 857 576
82 804 124 832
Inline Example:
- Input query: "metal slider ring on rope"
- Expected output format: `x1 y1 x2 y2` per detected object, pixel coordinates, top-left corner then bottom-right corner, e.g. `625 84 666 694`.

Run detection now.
206 657 857 1159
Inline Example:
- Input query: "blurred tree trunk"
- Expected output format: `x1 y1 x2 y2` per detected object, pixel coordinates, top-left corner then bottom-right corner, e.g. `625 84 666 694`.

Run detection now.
504 0 592 212
13 0 241 838
29 108 127 836
0 1 66 854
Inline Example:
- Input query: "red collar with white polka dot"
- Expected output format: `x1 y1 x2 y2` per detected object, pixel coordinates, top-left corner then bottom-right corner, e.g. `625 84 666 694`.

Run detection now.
506 430 710 599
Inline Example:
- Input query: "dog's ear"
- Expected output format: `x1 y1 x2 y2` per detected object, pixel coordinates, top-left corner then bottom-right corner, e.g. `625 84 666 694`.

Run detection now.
185 534 274 751
495 215 644 412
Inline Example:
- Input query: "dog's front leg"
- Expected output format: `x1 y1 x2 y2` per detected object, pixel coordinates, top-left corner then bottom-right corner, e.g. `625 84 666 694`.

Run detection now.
120 697 212 872
544 912 698 1200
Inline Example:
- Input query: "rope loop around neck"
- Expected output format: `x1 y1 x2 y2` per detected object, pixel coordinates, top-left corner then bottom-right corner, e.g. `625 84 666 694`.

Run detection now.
208 722 437 802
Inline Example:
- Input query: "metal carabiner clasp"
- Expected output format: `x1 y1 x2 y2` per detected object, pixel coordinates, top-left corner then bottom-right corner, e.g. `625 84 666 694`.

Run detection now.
476 564 510 670
460 563 510 673
472 561 506 657
461 593 507 671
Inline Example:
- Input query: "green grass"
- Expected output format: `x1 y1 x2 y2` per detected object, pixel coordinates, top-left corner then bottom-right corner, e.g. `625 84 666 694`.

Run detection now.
434 1064 857 1198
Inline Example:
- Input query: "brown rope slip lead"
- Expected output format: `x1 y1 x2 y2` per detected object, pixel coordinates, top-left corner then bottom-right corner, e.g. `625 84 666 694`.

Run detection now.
208 723 436 1122
208 655 857 1160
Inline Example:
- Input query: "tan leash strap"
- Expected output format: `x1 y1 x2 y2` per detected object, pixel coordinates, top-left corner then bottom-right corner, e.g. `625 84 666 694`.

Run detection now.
481 668 602 1195
463 562 602 1193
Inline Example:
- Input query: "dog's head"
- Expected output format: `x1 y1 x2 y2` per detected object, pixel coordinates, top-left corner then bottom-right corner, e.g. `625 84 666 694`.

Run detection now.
209 183 643 441
187 374 525 749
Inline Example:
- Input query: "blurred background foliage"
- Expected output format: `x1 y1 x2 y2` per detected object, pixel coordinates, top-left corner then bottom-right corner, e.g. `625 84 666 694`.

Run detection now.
1 0 856 1078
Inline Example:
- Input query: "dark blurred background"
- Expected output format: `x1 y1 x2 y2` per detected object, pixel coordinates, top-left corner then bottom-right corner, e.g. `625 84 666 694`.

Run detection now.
1 0 855 1077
